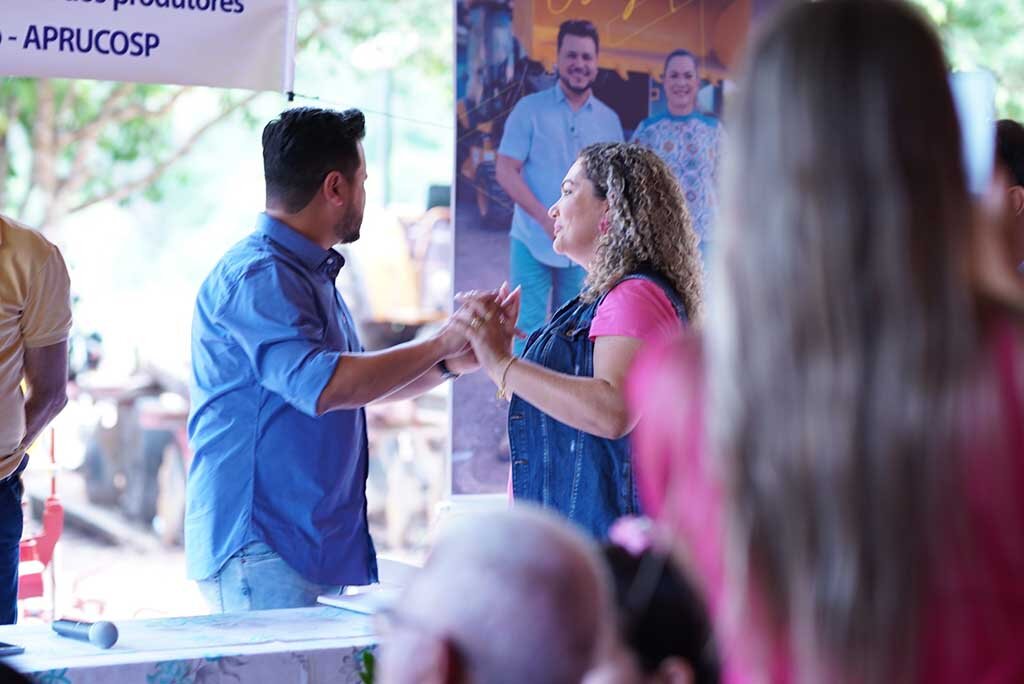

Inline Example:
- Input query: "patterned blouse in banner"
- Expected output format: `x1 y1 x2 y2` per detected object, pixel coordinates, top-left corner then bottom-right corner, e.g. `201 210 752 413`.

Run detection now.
631 113 723 245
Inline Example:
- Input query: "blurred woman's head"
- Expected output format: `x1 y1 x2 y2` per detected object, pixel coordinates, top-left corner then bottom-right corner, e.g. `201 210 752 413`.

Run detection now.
663 49 700 116
710 1 974 680
549 142 703 321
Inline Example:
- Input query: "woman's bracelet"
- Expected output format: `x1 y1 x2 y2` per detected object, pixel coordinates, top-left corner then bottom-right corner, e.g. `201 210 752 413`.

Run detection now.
496 356 518 401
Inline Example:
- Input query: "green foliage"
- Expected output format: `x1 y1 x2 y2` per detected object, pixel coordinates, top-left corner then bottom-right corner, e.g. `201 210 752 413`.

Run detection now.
358 648 376 684
910 0 1024 120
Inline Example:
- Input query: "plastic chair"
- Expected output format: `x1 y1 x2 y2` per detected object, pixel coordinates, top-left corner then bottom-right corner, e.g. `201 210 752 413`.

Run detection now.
18 428 64 614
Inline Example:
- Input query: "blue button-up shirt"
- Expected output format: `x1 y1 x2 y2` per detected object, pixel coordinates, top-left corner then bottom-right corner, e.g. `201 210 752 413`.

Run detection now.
499 85 624 267
186 214 377 586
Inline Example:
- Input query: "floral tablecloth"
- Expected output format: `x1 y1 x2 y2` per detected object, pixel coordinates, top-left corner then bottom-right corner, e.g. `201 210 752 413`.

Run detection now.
0 606 378 683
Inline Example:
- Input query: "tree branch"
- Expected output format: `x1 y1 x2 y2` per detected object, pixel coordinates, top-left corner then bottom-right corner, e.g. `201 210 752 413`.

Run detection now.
18 79 57 221
56 84 190 150
0 98 15 212
67 91 262 216
57 88 191 202
299 5 340 50
55 80 79 130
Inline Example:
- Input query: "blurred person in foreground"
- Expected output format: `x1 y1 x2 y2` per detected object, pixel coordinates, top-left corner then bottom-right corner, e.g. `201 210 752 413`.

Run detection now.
630 2 1024 683
585 540 719 684
0 214 71 624
187 107 514 612
995 119 1024 267
376 506 614 684
457 142 702 538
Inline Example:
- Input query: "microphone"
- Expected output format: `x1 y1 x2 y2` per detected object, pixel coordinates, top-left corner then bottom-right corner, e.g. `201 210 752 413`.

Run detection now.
52 619 119 649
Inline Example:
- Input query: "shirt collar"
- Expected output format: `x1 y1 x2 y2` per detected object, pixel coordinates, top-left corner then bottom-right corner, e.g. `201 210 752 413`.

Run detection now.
664 111 708 123
554 83 594 111
256 213 345 278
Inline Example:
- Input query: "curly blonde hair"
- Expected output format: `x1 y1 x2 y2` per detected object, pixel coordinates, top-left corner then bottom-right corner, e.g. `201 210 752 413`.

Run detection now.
578 142 703 324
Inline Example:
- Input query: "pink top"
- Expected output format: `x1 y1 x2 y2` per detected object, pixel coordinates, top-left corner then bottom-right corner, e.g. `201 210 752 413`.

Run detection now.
628 325 1024 684
507 279 684 502
589 278 682 347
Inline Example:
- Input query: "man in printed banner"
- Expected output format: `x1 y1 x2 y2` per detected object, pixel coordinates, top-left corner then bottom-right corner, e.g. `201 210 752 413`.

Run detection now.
497 19 624 352
0 214 72 624
632 49 723 262
187 107 501 612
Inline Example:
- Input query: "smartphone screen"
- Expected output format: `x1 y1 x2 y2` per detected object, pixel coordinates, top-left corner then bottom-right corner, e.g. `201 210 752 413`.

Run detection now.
0 641 24 657
949 70 997 195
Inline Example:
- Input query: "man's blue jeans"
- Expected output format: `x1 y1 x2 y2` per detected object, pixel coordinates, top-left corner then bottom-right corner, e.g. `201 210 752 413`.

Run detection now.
510 238 586 354
0 475 24 625
196 541 343 612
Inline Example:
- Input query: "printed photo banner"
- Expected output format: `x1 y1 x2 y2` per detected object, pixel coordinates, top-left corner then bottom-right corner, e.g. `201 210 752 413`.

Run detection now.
0 0 298 92
451 0 780 495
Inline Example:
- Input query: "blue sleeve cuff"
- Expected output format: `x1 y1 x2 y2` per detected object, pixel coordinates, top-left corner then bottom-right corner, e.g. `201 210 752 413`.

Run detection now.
287 349 342 418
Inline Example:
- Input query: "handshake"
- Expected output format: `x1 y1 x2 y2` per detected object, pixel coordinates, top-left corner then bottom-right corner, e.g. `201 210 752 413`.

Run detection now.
435 282 525 384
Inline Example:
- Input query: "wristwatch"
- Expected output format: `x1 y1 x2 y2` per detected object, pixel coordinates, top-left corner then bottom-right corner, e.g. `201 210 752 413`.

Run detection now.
437 359 460 380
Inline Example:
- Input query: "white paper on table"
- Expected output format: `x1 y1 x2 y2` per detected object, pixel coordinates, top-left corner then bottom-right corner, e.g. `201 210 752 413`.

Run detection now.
317 586 401 615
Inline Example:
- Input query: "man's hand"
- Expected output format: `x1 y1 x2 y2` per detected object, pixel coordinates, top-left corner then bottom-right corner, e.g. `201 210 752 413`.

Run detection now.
451 285 524 382
443 281 522 375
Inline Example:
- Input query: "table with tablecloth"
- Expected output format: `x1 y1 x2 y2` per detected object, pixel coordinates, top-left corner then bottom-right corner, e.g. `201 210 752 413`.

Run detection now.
0 606 377 683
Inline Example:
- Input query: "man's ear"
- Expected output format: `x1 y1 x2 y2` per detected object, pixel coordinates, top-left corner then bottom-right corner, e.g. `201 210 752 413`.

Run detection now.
322 170 349 208
1009 185 1024 217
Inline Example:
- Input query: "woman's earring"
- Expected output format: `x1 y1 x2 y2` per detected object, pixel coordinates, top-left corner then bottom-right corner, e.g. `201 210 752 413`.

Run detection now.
599 216 610 234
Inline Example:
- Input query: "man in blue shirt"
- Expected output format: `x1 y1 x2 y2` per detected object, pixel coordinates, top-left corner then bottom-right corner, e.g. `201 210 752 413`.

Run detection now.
497 19 624 351
187 108 485 611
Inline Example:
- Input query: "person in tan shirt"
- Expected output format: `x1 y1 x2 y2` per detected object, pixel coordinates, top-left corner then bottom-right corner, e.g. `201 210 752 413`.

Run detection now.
0 214 71 624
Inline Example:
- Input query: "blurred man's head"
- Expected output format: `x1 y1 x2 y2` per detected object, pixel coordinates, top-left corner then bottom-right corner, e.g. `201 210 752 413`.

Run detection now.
262 107 367 246
995 119 1019 262
556 20 600 96
378 507 614 684
996 119 1024 191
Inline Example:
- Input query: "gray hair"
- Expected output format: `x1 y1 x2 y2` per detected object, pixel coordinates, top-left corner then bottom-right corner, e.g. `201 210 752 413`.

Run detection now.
398 507 614 684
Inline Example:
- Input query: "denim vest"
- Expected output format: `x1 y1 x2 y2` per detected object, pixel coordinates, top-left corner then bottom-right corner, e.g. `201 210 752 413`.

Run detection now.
509 272 687 538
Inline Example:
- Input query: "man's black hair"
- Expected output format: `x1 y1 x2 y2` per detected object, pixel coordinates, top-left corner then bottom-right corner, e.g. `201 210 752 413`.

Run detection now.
996 119 1024 187
262 107 366 213
603 545 720 683
557 19 599 53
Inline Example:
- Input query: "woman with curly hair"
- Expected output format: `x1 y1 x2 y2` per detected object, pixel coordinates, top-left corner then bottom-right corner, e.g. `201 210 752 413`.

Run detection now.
455 142 702 538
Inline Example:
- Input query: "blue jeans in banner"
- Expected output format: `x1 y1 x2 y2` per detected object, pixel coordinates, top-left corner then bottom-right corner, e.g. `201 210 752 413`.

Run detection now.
196 541 344 612
0 474 24 625
510 238 586 355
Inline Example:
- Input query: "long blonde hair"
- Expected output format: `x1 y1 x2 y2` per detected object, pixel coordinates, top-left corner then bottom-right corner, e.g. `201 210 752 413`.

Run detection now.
579 142 703 324
710 2 976 680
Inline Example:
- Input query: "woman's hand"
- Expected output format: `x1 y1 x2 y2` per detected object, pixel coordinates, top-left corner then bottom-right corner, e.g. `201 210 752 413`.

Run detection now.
452 284 523 384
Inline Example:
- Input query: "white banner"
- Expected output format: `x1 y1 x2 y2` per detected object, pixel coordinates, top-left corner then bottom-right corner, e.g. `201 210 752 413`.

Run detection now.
0 0 298 92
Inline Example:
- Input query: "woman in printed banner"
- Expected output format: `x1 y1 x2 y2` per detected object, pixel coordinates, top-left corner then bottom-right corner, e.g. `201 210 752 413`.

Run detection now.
630 1 1024 682
632 50 722 257
454 142 703 539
